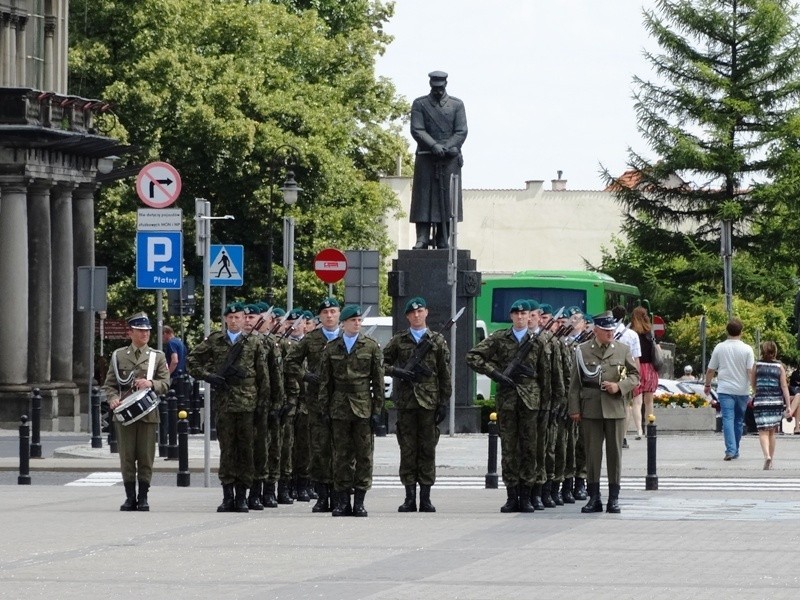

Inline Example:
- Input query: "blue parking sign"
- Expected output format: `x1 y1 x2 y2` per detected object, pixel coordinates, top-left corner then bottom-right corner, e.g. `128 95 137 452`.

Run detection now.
136 231 183 290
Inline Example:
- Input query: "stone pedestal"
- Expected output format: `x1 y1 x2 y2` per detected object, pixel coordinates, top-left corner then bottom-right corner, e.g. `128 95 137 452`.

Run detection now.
388 249 482 433
652 406 716 431
0 383 82 431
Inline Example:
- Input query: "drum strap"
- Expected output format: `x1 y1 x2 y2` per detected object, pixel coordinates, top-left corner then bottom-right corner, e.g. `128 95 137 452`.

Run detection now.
146 351 156 381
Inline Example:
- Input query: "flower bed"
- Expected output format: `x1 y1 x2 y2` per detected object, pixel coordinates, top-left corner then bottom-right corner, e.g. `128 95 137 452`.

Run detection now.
654 393 709 409
651 398 716 431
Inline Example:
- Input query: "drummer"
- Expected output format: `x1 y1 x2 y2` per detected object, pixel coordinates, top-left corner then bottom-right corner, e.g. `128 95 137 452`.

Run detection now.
102 312 170 512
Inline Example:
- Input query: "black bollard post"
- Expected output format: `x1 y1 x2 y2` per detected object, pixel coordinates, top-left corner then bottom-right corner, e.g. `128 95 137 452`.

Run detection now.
167 389 179 460
18 415 31 485
374 406 387 437
189 378 201 434
209 386 217 442
177 409 190 487
158 394 168 457
107 406 118 454
90 386 103 449
645 414 658 490
30 388 42 459
485 412 499 489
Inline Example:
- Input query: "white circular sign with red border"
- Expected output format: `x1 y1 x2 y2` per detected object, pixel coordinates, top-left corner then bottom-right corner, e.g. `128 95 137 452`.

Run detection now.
314 248 348 284
136 161 182 208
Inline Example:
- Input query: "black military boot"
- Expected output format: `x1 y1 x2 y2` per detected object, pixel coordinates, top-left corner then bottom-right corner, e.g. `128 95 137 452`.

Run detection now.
500 485 520 513
530 484 546 510
312 483 329 513
551 480 564 506
581 482 604 513
418 484 436 513
412 223 431 249
331 491 351 517
574 477 588 501
398 484 417 512
607 483 621 514
296 478 311 502
262 481 278 508
541 481 556 508
234 484 250 513
120 481 137 511
288 476 297 500
352 489 368 517
277 479 294 504
517 486 536 513
561 478 576 504
248 480 264 511
307 481 319 500
136 480 150 512
434 223 449 249
217 483 235 513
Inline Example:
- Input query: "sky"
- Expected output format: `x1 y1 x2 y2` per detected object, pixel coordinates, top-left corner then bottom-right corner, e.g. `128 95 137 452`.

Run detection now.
375 0 659 191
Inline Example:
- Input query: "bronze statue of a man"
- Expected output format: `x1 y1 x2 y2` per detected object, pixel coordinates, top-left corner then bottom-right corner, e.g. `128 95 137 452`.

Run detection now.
409 71 468 250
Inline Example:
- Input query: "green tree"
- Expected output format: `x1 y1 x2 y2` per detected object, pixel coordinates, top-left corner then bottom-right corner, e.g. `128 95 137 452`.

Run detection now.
69 0 411 327
606 0 800 273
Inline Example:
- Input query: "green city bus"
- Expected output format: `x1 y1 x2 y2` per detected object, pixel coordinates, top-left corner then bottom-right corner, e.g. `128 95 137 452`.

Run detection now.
477 270 642 333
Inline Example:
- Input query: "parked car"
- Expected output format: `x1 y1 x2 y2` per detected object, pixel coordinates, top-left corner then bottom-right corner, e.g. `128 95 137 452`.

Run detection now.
656 378 718 403
362 316 393 400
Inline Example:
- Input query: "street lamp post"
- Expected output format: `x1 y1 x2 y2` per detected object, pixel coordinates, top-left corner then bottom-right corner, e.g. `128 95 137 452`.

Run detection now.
281 171 302 312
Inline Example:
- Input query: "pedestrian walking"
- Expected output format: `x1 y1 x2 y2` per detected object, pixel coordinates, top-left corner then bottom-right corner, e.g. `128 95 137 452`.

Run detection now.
751 341 792 470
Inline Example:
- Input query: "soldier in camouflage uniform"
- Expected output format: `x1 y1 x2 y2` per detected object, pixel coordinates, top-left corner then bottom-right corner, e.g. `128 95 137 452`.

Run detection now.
383 296 452 513
103 312 170 512
318 304 384 517
262 307 287 507
284 297 341 512
244 303 284 510
187 302 276 513
466 300 551 513
289 310 317 502
276 308 305 504
564 308 591 500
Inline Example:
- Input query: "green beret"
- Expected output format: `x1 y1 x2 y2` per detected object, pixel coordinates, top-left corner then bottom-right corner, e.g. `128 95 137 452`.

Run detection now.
302 310 314 320
339 304 363 322
224 302 245 315
584 314 594 325
255 301 270 313
287 308 304 321
539 303 553 315
526 299 541 311
509 300 529 313
242 303 261 315
317 297 340 313
565 306 583 318
404 296 426 313
272 307 286 318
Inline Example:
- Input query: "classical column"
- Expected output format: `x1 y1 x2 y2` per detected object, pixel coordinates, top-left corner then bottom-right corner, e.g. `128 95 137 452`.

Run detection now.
0 180 30 384
15 15 26 87
0 12 9 87
43 16 55 92
72 183 96 386
28 182 52 383
7 13 17 87
51 184 74 382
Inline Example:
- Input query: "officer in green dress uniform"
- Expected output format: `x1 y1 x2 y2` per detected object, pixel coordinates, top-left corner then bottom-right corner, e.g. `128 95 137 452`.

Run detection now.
103 312 170 511
187 302 275 513
284 297 341 512
318 304 384 517
383 296 452 513
466 300 551 513
568 311 639 514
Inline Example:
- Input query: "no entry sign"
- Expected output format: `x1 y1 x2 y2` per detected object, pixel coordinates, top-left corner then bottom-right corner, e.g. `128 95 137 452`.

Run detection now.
652 315 666 340
314 248 347 284
136 161 182 208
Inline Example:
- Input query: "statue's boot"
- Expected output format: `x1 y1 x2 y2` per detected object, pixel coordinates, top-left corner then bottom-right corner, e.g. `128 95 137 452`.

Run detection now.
412 223 431 249
434 223 449 249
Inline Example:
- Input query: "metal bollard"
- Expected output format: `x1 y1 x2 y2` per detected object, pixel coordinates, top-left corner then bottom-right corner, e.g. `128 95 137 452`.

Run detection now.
30 388 42 459
485 412 499 489
189 378 201 434
374 407 387 437
90 386 103 449
107 409 118 454
158 395 168 457
18 415 31 485
167 389 179 460
645 414 658 490
177 410 190 487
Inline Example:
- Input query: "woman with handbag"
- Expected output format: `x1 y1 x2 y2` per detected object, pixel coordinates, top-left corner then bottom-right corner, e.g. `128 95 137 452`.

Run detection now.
628 307 660 437
751 341 792 470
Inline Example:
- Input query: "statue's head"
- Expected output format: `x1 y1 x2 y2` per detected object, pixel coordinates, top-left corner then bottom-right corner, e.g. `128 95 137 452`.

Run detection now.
428 70 448 99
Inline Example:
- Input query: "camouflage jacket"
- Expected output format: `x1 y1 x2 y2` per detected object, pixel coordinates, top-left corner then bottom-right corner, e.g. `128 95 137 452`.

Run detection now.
383 329 451 410
318 334 384 419
466 328 551 411
544 331 567 410
280 336 305 415
187 330 277 413
284 328 338 414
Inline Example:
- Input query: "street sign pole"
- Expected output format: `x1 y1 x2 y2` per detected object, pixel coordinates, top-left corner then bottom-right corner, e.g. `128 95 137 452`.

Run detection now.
195 198 212 488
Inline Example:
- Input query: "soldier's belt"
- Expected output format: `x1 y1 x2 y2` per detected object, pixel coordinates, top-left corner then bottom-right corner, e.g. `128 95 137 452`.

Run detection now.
335 383 371 393
580 378 601 389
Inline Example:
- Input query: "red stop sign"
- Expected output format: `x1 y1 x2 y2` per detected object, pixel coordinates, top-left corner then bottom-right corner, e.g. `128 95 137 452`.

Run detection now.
314 248 347 284
652 315 666 340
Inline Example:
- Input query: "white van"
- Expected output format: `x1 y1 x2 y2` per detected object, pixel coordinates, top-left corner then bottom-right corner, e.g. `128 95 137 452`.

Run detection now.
362 316 491 401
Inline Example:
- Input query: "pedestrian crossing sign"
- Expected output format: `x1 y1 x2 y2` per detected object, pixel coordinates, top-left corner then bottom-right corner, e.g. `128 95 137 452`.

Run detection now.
209 244 244 287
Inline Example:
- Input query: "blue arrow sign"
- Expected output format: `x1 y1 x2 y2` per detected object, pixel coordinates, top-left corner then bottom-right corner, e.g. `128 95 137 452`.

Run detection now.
209 244 244 287
136 231 183 290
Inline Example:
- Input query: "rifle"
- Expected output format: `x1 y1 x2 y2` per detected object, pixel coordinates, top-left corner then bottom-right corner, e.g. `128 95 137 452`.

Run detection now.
211 315 265 390
301 307 371 386
281 316 307 340
498 307 565 387
394 307 465 382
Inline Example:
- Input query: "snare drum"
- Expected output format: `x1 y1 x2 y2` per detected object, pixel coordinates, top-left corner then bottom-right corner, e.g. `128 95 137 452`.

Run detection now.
113 388 160 426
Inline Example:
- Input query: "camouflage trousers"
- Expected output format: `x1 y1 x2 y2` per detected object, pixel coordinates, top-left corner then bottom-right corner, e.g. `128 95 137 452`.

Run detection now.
534 408 550 485
497 404 538 487
396 407 439 486
308 410 333 484
331 413 373 492
279 415 295 480
546 416 568 483
216 411 255 487
266 416 282 483
253 409 269 481
115 420 157 484
292 411 310 479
